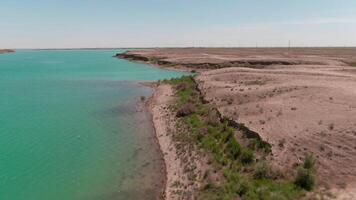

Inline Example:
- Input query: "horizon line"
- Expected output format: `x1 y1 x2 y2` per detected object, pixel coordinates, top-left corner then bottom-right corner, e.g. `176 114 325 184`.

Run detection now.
11 46 356 50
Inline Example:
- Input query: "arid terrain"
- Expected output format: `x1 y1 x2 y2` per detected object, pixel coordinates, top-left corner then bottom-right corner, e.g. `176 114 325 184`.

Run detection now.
196 65 356 193
117 48 356 70
119 48 356 199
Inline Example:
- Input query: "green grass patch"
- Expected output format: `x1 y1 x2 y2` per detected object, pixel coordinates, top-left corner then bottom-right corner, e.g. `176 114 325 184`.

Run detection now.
164 75 306 200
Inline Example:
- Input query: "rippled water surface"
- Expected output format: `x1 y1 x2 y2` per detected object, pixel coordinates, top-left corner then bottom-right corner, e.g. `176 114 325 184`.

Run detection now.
0 50 187 200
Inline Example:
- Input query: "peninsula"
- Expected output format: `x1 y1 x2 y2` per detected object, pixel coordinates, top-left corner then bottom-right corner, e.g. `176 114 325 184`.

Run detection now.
0 49 15 54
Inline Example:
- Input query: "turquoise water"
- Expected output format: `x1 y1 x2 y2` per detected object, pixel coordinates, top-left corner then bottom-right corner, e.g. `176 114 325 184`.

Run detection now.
0 50 187 200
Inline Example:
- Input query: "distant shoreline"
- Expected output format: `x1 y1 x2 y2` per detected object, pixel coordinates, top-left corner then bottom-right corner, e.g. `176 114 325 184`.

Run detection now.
0 49 15 54
10 46 356 50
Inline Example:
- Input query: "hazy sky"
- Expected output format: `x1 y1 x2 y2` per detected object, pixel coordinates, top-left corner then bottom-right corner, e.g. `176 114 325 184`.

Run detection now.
1 0 356 48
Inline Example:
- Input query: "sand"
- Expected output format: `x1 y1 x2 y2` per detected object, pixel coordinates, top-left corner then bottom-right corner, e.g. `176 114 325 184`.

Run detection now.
148 84 208 200
148 84 189 200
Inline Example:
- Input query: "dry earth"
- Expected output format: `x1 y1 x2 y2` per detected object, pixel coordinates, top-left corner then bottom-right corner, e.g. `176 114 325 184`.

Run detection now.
117 48 356 69
196 65 356 191
120 48 356 199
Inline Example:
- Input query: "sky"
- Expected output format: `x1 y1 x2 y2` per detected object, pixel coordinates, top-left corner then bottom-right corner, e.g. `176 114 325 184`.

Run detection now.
1 0 356 48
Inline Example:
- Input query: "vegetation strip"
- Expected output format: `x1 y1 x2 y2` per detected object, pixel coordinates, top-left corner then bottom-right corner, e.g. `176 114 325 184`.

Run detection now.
162 75 316 200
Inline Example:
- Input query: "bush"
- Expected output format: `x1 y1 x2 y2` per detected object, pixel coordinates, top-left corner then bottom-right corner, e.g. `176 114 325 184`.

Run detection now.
221 129 233 143
240 148 254 164
253 161 270 179
294 167 315 191
176 102 196 117
295 154 316 190
226 138 241 159
303 154 316 170
236 178 250 196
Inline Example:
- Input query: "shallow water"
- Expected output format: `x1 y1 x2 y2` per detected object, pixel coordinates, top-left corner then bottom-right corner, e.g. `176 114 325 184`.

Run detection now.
0 50 187 200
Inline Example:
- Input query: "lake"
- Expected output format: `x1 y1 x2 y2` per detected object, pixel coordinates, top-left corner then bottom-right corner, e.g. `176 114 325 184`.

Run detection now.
0 50 187 200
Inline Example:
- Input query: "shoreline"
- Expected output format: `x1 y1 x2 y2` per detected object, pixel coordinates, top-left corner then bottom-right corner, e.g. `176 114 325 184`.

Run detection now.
146 84 190 200
135 96 167 200
0 49 15 54
115 52 205 73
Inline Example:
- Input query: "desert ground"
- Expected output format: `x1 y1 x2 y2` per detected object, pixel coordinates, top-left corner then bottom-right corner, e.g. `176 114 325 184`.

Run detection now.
117 48 356 69
196 65 356 189
119 48 356 198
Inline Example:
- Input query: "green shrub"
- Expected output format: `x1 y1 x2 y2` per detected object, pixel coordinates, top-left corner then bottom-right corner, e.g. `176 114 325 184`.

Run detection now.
294 154 316 190
236 178 250 196
294 167 315 191
253 161 270 179
226 138 241 159
240 148 254 164
221 129 233 144
303 154 316 170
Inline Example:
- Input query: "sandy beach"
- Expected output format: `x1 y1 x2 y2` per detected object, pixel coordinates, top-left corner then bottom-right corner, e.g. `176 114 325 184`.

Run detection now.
148 84 182 200
148 84 205 200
